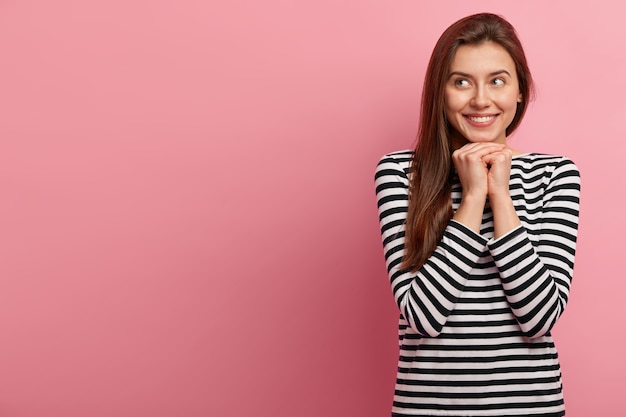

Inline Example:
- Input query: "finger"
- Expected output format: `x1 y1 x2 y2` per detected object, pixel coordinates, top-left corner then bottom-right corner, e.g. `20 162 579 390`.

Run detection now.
455 143 506 157
454 144 506 163
483 149 513 165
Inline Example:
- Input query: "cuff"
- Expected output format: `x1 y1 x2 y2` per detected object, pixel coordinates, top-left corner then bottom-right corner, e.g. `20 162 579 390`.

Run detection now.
487 224 525 251
448 219 489 247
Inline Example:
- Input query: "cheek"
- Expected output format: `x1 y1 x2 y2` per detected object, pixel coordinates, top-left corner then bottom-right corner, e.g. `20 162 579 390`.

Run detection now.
443 98 462 130
443 94 454 117
500 90 521 110
505 98 519 121
443 102 456 126
444 90 466 114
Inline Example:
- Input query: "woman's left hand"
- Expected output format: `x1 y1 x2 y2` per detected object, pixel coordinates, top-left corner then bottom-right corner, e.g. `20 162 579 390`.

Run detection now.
483 148 513 200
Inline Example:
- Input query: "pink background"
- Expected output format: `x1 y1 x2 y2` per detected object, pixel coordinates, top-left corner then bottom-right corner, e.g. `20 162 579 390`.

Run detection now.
0 1 623 416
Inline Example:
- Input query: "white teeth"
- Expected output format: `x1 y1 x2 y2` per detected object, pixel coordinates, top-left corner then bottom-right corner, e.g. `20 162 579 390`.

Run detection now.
468 115 495 123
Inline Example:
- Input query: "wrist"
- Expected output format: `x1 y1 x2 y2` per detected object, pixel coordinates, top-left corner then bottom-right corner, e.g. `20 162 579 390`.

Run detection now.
454 194 487 234
462 190 488 204
487 189 511 203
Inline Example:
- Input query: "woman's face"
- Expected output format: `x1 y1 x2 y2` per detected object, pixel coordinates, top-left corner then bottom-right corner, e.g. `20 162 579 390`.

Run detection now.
444 41 522 149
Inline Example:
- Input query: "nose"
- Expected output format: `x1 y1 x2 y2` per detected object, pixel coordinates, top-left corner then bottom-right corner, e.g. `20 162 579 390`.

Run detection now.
470 86 491 108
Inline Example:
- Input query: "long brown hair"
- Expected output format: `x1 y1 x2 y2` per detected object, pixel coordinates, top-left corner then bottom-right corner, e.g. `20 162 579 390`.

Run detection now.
401 13 535 272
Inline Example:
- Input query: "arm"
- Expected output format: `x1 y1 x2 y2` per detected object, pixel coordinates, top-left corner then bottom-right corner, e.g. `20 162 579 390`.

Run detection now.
375 153 489 337
488 157 581 338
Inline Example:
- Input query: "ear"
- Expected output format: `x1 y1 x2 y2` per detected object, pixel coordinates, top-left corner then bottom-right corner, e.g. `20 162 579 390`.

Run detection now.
517 93 523 103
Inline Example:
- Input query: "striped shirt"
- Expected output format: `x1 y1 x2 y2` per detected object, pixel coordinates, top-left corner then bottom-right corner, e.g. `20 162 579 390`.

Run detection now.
375 150 580 417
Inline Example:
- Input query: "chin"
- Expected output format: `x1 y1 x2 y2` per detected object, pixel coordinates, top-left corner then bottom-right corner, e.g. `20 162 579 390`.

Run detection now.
464 135 497 143
473 138 500 143
451 130 504 148
467 129 508 142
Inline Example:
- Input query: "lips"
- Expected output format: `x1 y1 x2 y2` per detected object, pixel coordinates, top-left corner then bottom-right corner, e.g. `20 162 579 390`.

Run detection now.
463 114 498 127
465 114 497 123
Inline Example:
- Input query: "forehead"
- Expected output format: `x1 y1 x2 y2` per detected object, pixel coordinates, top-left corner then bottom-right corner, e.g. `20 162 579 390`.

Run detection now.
450 41 516 73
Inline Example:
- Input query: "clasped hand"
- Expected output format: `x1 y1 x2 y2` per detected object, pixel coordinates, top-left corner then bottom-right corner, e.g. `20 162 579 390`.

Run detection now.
452 143 512 201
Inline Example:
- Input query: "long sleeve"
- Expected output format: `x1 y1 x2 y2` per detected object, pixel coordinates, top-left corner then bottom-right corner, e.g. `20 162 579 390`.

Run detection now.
487 157 580 338
375 152 489 337
378 151 575 417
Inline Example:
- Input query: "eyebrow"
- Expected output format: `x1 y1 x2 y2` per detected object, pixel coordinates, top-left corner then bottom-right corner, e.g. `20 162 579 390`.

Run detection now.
448 70 512 79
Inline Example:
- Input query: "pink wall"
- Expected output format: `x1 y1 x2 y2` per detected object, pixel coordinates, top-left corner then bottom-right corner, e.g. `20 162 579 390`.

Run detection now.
0 1 623 416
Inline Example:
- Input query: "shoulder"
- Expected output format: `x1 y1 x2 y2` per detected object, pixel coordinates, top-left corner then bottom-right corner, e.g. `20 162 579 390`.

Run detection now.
374 150 413 194
513 153 580 176
512 153 580 194
375 150 413 176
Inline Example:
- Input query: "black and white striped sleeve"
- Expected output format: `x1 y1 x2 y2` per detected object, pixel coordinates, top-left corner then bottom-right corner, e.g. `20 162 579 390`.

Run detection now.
488 157 581 338
375 153 489 337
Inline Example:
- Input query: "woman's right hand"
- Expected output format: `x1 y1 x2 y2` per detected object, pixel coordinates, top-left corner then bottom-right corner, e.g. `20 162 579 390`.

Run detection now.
451 142 506 233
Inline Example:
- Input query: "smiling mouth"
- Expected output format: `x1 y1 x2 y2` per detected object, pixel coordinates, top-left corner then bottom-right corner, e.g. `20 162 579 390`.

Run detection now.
465 114 497 123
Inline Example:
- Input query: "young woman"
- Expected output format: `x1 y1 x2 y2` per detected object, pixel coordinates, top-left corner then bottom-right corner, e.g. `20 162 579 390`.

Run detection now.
375 13 580 417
